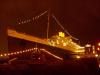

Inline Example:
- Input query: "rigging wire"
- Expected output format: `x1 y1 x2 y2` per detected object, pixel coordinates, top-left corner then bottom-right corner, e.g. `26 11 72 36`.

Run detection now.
52 14 78 40
18 10 48 25
47 9 50 40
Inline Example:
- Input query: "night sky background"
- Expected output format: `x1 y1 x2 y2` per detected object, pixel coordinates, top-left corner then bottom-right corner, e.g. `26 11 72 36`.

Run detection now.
0 0 100 45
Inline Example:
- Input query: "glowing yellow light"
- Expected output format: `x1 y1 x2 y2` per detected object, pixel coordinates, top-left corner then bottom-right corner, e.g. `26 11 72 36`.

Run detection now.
76 55 81 59
0 54 3 57
75 50 85 53
58 32 65 37
17 52 19 54
93 51 95 54
85 44 91 47
63 43 67 46
11 53 14 55
8 53 10 56
95 54 98 57
51 41 56 46
98 43 100 46
14 52 17 55
97 47 100 50
23 51 25 52
56 40 60 44
41 48 45 50
99 64 100 68
24 50 26 52
34 48 38 50
4 54 7 56
31 48 34 50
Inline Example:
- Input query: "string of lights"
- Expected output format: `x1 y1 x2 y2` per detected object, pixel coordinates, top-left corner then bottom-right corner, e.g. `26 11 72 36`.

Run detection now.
18 10 48 25
0 48 34 57
0 47 63 61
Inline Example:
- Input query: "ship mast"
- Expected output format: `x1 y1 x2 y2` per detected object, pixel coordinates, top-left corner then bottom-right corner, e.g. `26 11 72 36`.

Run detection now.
47 9 50 40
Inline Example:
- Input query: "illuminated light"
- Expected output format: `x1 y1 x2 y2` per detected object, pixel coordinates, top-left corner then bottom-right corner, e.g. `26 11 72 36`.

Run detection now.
24 50 26 52
19 23 21 24
97 47 100 50
29 49 31 51
40 48 45 50
26 50 28 51
11 53 14 55
42 49 45 50
98 43 100 46
38 57 41 60
50 40 56 46
79 47 85 49
35 48 38 50
34 47 38 50
17 52 20 54
29 49 32 51
4 54 7 56
69 39 72 42
23 21 26 23
85 44 91 47
21 21 24 24
0 54 3 57
93 51 95 54
14 52 17 55
92 45 95 50
95 54 98 57
17 11 47 25
8 53 10 56
99 64 100 68
63 42 67 46
76 55 81 59
31 48 34 50
34 48 36 50
61 40 64 43
23 51 25 52
58 32 65 37
75 50 85 53
28 49 30 51
19 51 22 53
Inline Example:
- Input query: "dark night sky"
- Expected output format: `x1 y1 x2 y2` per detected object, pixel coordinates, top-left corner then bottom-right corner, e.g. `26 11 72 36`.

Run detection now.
0 0 100 44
